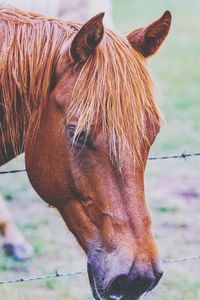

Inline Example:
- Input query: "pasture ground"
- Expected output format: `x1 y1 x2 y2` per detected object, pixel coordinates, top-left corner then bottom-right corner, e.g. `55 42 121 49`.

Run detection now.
0 0 200 299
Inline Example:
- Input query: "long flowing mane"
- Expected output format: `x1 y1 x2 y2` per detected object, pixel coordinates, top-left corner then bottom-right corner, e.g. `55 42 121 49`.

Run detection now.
0 7 162 167
69 31 162 167
0 7 78 155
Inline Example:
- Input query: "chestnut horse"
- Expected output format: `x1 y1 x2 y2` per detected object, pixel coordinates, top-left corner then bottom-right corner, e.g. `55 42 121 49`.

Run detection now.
0 7 171 300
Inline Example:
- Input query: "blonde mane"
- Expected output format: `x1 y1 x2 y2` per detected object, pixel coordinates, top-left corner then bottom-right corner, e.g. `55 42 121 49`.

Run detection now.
0 7 162 167
69 30 162 167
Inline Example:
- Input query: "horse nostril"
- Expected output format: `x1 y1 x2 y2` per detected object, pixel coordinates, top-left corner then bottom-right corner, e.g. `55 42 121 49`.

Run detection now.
88 261 163 300
107 271 160 299
109 275 129 296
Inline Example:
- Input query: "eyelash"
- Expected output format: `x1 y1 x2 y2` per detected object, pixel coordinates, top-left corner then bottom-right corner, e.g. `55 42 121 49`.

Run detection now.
67 124 93 148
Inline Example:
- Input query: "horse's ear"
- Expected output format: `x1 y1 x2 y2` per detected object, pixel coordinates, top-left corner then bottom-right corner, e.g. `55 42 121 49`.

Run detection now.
70 12 105 64
127 11 172 58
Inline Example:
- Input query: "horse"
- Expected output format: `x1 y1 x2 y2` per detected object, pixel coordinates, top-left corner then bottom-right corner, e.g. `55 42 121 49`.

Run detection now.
0 7 171 300
0 0 114 260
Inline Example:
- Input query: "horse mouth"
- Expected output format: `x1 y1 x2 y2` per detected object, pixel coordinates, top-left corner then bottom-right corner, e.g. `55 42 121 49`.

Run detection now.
87 263 141 300
87 263 103 300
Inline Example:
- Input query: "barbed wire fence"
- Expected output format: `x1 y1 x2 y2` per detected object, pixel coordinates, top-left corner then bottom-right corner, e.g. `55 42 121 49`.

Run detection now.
0 255 200 285
0 150 200 285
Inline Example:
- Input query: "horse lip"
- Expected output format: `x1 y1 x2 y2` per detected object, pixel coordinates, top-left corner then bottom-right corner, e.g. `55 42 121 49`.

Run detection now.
147 271 163 292
87 263 102 300
87 263 119 300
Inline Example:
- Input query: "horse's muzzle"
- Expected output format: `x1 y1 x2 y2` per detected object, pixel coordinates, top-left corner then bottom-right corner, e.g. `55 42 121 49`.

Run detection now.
88 262 163 300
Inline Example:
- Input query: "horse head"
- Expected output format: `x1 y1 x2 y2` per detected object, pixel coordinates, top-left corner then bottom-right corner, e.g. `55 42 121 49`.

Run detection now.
25 11 171 300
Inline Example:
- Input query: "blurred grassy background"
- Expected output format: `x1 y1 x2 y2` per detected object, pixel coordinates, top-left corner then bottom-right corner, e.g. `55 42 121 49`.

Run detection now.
0 1 200 299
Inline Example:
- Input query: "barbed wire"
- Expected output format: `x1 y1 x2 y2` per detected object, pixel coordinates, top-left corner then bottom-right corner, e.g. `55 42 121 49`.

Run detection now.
148 151 200 161
0 270 86 285
0 255 200 285
0 151 200 175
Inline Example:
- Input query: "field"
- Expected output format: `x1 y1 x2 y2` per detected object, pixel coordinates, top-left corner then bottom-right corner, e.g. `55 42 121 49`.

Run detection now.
0 1 200 299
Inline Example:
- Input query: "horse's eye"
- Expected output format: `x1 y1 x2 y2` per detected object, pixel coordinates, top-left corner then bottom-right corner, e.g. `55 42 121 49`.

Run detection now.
67 124 93 148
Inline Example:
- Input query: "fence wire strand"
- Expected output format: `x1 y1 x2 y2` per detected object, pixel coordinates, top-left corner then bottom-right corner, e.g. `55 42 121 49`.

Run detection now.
0 169 26 175
0 151 200 175
148 151 200 161
0 255 200 285
0 271 86 285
